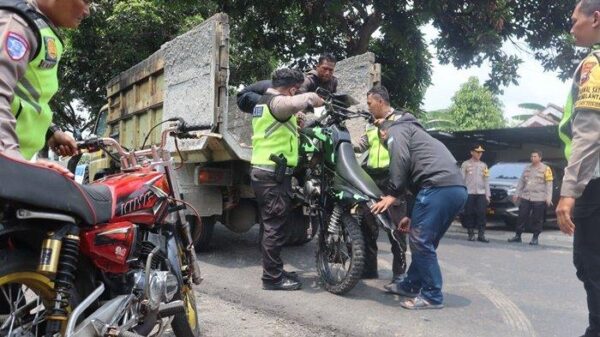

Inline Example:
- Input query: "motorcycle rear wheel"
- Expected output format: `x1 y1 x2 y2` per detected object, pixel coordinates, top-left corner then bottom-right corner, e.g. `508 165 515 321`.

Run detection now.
316 212 365 295
0 250 63 337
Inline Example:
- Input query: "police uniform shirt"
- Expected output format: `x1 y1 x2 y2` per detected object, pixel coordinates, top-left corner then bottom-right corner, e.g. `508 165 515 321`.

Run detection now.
0 0 40 159
516 163 553 202
560 51 600 198
460 158 490 197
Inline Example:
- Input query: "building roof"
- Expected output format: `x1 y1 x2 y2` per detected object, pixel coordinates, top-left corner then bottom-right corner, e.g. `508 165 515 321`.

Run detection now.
430 125 560 151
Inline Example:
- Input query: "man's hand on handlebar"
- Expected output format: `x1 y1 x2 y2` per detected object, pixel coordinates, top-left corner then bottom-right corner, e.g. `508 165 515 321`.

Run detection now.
48 130 78 157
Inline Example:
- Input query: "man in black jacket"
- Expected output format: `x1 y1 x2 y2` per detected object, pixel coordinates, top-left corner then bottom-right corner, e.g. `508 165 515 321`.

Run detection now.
371 99 467 310
298 53 338 94
236 53 338 113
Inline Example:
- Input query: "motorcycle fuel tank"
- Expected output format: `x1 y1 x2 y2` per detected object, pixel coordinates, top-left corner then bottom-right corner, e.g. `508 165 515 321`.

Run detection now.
93 170 170 225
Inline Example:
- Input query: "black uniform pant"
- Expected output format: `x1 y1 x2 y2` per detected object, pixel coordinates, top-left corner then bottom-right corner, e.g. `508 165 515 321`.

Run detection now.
515 199 546 235
463 194 487 233
361 171 407 277
573 179 600 337
251 168 292 282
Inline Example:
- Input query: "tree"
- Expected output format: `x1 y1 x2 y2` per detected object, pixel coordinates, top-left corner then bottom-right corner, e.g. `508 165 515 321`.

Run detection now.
53 0 207 132
448 77 505 131
422 108 457 131
57 0 577 132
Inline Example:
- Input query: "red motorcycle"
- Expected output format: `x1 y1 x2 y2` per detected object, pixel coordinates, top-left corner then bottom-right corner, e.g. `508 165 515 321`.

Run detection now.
0 119 209 337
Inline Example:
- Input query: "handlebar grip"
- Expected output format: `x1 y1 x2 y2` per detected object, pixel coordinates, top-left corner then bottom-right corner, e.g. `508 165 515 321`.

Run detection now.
76 138 101 152
181 123 212 132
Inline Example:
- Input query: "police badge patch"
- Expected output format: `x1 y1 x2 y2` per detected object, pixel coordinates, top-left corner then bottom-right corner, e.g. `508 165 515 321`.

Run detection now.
252 105 263 117
5 32 28 61
38 36 58 69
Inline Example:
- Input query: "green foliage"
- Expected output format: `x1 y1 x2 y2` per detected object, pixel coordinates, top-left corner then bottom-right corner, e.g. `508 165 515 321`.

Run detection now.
422 108 457 130
448 77 506 131
53 0 208 131
518 102 545 111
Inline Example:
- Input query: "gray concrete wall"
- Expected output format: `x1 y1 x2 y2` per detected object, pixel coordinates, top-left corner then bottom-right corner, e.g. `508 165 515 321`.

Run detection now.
162 14 226 152
334 52 381 142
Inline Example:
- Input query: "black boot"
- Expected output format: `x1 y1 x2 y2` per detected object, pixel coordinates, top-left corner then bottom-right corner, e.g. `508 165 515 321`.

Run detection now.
529 234 539 246
508 233 522 243
477 230 489 243
468 229 475 241
262 276 302 291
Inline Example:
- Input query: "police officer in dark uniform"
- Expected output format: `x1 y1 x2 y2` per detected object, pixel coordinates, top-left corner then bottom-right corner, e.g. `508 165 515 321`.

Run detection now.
250 68 323 291
354 86 407 287
460 145 491 242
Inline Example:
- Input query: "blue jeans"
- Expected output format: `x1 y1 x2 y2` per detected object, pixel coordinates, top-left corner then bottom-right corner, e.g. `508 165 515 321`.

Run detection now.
399 186 467 304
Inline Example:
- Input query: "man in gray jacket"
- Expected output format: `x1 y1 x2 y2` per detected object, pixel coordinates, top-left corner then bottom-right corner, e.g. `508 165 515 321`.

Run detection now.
371 99 467 309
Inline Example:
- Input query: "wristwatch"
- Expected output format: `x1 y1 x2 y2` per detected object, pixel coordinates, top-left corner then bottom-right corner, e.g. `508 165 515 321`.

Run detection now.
45 124 61 141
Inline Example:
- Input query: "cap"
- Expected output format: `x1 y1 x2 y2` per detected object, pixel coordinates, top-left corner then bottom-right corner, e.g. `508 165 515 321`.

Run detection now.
472 145 485 152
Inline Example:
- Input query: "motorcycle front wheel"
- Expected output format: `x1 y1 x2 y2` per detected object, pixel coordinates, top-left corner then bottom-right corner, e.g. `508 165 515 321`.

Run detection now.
316 212 365 295
171 283 200 337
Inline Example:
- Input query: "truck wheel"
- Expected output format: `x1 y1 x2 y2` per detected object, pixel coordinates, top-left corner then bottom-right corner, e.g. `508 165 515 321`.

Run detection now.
192 216 216 252
283 207 316 246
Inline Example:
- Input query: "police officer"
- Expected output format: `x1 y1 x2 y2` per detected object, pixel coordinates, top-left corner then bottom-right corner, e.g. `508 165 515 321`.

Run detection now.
556 2 600 335
461 145 491 242
354 85 407 286
251 68 323 291
0 0 87 172
508 150 553 245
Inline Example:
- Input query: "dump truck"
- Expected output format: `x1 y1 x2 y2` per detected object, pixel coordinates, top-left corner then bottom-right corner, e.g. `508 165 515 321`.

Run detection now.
87 13 382 250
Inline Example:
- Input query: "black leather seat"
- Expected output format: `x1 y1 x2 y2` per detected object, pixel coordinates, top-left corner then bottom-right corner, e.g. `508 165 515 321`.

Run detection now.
0 153 113 225
335 142 383 199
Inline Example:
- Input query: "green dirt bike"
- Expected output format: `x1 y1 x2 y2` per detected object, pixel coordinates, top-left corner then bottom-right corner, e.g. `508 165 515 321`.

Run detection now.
296 89 401 295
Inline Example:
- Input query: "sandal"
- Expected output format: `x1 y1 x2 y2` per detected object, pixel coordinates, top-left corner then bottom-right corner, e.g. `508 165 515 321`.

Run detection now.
400 296 444 310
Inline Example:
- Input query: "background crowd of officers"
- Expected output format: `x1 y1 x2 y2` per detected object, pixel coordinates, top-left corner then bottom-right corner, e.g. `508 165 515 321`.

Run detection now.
461 146 554 246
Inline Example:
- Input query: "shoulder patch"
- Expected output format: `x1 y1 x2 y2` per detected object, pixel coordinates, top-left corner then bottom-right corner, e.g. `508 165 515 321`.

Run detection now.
544 166 554 181
5 31 29 61
252 105 263 118
580 55 599 85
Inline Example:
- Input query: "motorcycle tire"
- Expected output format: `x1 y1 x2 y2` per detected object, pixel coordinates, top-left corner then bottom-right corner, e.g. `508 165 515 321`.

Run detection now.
0 250 65 335
316 212 365 295
171 283 201 337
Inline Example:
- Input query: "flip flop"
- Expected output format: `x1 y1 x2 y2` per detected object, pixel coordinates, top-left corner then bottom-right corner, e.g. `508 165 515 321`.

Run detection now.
400 296 444 310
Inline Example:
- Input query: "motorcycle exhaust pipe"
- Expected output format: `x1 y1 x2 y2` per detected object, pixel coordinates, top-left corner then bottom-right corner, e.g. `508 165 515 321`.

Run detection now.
65 283 105 337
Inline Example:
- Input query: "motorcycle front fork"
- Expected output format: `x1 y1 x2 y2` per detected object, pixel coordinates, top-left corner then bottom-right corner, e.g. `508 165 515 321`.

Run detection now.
178 219 203 285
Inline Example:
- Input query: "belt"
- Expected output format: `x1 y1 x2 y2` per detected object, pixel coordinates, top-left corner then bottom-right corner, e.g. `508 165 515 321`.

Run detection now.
253 165 295 175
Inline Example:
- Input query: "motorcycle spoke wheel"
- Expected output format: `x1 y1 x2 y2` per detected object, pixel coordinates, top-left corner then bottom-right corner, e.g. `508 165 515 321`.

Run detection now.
0 252 58 337
316 212 365 295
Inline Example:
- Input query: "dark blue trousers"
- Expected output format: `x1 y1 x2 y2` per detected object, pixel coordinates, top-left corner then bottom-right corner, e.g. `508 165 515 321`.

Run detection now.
399 186 467 304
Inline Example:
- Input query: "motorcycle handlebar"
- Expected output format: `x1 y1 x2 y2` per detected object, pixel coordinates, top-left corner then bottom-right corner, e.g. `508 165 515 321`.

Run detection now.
180 123 212 133
76 138 102 152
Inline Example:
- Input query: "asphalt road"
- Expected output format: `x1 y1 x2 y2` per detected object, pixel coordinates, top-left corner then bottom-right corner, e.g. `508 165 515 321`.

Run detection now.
193 222 586 337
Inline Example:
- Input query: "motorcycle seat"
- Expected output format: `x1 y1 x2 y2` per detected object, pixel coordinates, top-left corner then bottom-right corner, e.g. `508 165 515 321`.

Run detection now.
336 142 383 199
0 153 112 225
